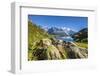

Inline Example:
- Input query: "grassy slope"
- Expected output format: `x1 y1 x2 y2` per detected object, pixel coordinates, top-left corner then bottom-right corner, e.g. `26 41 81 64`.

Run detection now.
75 42 88 48
28 21 50 60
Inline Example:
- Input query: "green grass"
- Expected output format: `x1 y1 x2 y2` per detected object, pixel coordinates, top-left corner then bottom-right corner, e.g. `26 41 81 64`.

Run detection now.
28 21 50 61
75 42 88 49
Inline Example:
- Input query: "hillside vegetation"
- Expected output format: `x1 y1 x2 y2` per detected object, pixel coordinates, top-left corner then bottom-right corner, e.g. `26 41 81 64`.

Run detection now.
28 21 51 60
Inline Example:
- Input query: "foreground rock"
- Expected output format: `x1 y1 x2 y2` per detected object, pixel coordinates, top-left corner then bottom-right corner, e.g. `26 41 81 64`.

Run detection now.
64 42 88 59
33 38 67 60
32 38 88 60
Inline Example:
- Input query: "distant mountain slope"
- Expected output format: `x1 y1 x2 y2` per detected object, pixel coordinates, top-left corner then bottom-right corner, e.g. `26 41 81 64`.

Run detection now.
72 28 88 42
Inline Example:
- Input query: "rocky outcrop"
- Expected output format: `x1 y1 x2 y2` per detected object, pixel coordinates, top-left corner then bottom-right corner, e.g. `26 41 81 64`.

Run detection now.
32 38 67 60
64 42 88 59
32 38 87 60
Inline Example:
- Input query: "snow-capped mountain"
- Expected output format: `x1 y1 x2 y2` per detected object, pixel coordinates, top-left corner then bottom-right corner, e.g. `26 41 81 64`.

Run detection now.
47 27 67 37
47 27 76 37
61 27 76 36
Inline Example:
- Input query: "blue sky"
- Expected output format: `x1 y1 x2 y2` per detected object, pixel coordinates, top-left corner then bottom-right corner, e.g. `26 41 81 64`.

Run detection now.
28 15 88 32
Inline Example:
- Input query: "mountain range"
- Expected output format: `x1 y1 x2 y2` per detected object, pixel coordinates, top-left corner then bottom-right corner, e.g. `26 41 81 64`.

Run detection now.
47 27 76 37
